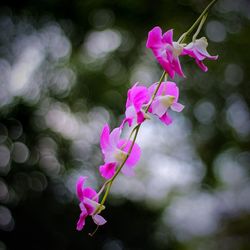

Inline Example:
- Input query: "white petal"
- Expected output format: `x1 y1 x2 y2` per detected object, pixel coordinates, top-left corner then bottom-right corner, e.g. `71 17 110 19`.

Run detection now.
92 214 107 225
171 102 185 112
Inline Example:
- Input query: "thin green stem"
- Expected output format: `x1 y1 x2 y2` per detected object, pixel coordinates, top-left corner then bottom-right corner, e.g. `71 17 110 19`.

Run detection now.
88 225 100 237
192 13 207 42
145 71 166 113
127 124 140 144
177 0 217 43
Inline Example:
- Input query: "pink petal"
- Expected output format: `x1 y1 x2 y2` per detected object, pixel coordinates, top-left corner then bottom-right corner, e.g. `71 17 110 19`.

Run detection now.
137 111 145 124
121 117 133 128
196 59 208 72
83 198 98 215
100 124 110 152
125 105 136 125
132 86 149 112
121 164 135 176
162 29 173 45
118 140 141 167
173 57 185 77
76 211 88 231
171 102 185 112
82 187 98 201
76 176 86 201
148 83 157 97
157 56 175 79
182 47 195 57
92 214 107 226
151 98 167 117
193 49 206 61
125 83 138 108
165 82 179 100
109 127 121 148
146 26 163 49
160 112 172 125
126 84 149 111
99 162 117 179
148 82 166 97
197 48 218 60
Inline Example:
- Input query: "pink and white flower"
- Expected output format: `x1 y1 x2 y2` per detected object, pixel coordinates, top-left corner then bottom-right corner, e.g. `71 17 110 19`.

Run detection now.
183 37 218 72
76 176 106 231
146 26 185 79
124 83 150 127
99 124 141 179
148 81 184 125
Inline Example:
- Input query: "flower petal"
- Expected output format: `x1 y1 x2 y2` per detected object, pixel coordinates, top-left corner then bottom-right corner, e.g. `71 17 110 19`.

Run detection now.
183 37 218 72
109 127 121 148
100 124 110 152
83 187 98 201
137 111 146 124
121 117 133 128
171 102 185 112
132 86 149 112
146 26 163 49
118 140 141 167
84 197 100 215
148 82 157 97
160 112 172 125
164 82 179 100
125 105 136 126
196 59 208 72
121 164 135 176
99 162 117 179
162 29 173 45
76 176 86 201
157 56 175 79
151 98 167 117
76 211 88 231
173 57 185 77
92 214 107 226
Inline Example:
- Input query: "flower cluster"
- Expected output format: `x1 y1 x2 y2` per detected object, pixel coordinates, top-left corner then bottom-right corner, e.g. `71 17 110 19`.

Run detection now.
146 26 218 78
76 9 218 233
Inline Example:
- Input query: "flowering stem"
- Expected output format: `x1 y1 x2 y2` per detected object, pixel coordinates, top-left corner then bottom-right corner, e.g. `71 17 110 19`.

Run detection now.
177 0 218 43
128 124 140 141
192 13 208 42
145 71 166 113
94 71 167 215
94 0 217 220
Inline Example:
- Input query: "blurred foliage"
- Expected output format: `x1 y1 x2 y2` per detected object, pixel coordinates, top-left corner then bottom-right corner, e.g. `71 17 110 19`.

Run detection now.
0 0 250 249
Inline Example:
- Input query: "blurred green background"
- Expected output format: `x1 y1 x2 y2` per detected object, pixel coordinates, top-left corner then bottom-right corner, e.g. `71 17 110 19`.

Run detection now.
0 0 250 249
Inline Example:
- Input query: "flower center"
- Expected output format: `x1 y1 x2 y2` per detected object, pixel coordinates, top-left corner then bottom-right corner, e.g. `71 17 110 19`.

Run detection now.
160 95 175 108
114 149 127 163
194 37 208 50
172 42 184 57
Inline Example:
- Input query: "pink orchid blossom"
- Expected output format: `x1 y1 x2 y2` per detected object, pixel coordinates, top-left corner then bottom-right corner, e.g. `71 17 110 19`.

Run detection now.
99 124 141 179
123 83 150 127
76 176 106 231
183 37 218 72
148 81 184 125
146 26 185 79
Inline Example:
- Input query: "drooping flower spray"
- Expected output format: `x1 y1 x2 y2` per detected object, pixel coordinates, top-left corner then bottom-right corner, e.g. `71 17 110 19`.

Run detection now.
76 0 218 235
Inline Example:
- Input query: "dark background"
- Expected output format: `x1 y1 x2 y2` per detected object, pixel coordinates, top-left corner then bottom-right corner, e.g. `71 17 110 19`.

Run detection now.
0 0 250 249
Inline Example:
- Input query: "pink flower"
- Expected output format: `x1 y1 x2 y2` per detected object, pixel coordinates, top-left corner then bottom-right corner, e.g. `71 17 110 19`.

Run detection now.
148 81 184 125
146 26 185 79
76 176 106 231
183 37 218 72
99 124 141 179
123 83 150 127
